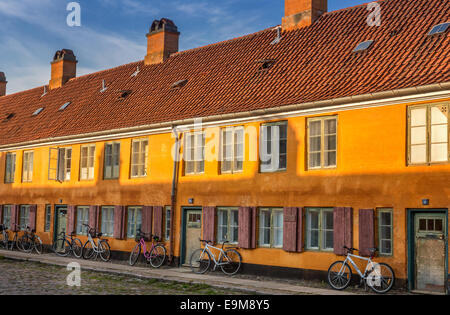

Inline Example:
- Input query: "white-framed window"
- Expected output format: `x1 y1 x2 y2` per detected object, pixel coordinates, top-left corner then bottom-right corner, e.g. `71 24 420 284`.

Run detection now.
44 205 52 232
104 142 120 179
80 144 95 180
2 205 12 229
130 139 148 178
100 206 115 237
4 152 16 183
307 116 337 169
260 122 287 172
127 207 142 238
378 208 393 256
76 206 90 235
184 131 205 175
408 104 449 165
48 147 72 181
221 127 244 174
217 207 239 244
165 206 171 241
22 151 34 183
258 208 283 248
306 208 334 251
19 205 30 231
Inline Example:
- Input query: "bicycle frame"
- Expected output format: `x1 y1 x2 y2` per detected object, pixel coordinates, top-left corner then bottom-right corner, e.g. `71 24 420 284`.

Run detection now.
341 253 378 280
140 238 157 260
201 243 228 267
86 232 103 253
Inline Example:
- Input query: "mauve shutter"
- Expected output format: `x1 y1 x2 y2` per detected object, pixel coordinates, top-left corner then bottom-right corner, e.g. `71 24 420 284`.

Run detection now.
238 207 252 249
142 206 153 235
0 205 3 225
283 207 298 252
89 205 99 231
29 205 37 231
113 206 125 239
202 207 216 243
153 206 163 238
250 207 257 249
66 205 76 234
297 208 304 253
359 209 375 257
333 207 353 255
11 205 19 232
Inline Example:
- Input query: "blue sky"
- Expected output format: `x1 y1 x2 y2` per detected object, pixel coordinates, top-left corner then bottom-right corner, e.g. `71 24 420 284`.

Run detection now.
0 0 368 93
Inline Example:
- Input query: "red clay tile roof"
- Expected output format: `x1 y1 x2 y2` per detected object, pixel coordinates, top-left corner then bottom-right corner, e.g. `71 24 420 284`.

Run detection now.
0 0 449 147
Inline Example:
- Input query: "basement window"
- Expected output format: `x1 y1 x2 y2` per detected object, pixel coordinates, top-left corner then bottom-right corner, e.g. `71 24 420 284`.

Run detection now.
59 102 71 111
353 40 374 52
171 79 188 89
32 108 44 116
428 22 450 36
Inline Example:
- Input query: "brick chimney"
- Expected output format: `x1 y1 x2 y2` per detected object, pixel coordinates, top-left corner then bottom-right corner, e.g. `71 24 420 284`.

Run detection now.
0 72 6 97
49 49 77 90
144 19 180 65
282 0 327 31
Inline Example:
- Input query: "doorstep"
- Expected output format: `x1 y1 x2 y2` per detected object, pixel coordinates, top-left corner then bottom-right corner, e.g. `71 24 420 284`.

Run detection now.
0 249 353 295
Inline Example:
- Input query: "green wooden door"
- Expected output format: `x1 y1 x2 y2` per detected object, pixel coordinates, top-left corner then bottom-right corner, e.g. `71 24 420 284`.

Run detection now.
415 213 446 293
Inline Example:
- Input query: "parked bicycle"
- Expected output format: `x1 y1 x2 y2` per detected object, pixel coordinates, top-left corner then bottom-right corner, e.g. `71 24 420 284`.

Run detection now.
9 224 25 251
189 239 242 276
52 230 83 258
129 229 167 268
81 224 111 262
0 224 9 249
20 226 43 254
327 246 395 294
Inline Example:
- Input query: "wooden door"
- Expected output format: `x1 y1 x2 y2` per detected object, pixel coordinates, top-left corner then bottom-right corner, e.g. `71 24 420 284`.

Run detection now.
183 210 202 265
54 206 67 240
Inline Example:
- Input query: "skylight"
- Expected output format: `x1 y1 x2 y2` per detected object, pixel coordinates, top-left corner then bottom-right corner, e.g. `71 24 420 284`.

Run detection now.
32 107 44 116
428 22 450 36
59 102 71 111
4 113 15 121
171 79 188 89
353 40 374 52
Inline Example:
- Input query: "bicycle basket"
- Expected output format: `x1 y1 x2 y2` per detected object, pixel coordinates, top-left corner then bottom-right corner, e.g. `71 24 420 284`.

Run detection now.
88 228 97 238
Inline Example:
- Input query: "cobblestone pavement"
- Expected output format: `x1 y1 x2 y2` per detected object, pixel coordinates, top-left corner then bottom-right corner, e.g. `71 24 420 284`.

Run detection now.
0 257 247 295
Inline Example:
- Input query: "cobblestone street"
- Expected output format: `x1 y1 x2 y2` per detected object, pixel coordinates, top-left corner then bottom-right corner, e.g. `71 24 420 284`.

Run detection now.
0 258 245 295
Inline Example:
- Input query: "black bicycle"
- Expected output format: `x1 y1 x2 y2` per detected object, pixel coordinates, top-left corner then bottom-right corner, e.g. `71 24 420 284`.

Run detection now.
0 224 9 249
52 230 83 258
20 226 43 254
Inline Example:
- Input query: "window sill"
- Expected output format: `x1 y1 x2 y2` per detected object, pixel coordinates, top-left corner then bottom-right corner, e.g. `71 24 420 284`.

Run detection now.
259 169 287 174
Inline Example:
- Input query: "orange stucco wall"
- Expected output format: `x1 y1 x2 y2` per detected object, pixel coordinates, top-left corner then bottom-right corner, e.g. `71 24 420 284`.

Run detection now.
0 97 449 281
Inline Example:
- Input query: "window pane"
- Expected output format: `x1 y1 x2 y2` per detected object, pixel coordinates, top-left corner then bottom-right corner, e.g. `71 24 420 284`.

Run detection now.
381 226 391 240
411 108 427 126
411 126 427 145
431 106 448 124
323 211 334 230
324 151 336 167
310 136 321 152
410 144 427 164
309 230 319 248
324 119 337 134
309 121 321 136
323 231 333 249
325 135 336 151
431 124 448 143
309 152 321 168
380 212 392 226
431 143 448 162
381 240 392 255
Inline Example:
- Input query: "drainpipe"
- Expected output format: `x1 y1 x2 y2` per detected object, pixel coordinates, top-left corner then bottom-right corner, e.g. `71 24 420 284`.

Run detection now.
169 126 180 265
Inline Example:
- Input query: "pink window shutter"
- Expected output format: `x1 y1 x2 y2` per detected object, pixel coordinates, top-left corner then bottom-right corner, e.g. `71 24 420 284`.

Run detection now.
29 205 37 231
283 207 298 252
359 209 375 257
238 207 252 249
297 208 304 253
333 207 353 255
0 205 3 225
153 206 163 238
113 206 125 239
11 205 20 232
142 206 153 235
66 205 76 234
250 207 257 249
202 207 216 243
89 205 99 231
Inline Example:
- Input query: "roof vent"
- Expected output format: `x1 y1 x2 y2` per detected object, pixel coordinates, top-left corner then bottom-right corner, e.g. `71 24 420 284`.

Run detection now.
256 59 276 71
32 108 44 116
171 79 188 89
4 113 15 121
59 101 71 111
428 22 450 36
100 80 108 93
119 90 132 99
41 86 48 97
131 66 140 77
270 26 282 45
353 40 374 52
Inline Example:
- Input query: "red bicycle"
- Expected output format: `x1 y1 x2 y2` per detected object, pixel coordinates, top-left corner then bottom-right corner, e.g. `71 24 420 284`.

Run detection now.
129 229 166 268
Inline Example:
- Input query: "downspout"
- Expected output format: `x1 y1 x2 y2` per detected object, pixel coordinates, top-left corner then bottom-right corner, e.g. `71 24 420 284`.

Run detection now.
169 126 180 265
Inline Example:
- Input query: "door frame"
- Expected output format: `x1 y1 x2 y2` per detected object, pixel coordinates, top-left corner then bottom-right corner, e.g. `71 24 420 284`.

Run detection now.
407 208 448 291
179 206 202 266
53 205 68 243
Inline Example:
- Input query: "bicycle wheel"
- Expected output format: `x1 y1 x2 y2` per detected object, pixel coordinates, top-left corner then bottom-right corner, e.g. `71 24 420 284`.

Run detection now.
149 244 166 268
20 235 32 252
129 243 141 266
53 238 70 256
220 249 242 276
190 249 211 274
367 262 395 294
71 238 83 258
34 236 43 255
327 261 352 290
99 241 111 262
82 241 95 260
